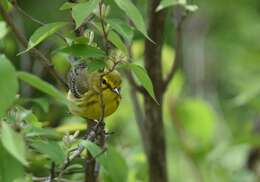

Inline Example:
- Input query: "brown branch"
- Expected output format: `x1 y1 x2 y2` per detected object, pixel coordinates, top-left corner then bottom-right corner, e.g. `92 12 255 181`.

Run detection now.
0 4 68 90
143 0 167 182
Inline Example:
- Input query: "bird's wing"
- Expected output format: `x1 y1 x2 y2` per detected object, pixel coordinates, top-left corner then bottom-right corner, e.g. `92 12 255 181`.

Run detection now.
67 63 90 98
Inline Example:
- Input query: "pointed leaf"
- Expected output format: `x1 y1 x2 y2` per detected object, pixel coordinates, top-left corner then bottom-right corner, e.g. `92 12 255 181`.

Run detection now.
113 0 153 42
120 63 158 103
31 140 65 164
60 44 105 58
0 55 18 117
1 122 28 166
108 31 127 53
72 0 100 28
107 19 134 42
18 22 67 55
17 71 69 105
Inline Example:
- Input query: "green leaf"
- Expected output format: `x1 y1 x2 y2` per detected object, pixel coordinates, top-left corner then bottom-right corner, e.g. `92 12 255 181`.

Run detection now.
59 2 76 10
119 63 158 103
108 31 127 54
17 71 68 105
82 141 128 182
72 0 100 29
0 143 24 182
87 60 106 72
18 22 67 55
0 21 8 39
1 122 28 166
113 0 153 42
107 19 134 42
31 140 65 164
60 44 105 58
0 55 18 117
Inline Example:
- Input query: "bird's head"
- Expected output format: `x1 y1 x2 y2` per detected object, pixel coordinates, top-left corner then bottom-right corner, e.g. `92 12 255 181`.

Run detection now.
94 70 122 95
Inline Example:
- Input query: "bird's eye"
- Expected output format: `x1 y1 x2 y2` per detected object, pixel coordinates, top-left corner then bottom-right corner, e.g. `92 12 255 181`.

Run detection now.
102 79 107 85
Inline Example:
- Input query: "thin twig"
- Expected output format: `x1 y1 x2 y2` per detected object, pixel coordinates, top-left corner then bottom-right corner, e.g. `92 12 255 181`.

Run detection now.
0 4 68 89
13 1 69 45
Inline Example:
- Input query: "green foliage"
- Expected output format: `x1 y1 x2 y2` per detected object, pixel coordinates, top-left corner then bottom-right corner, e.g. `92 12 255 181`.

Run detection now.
87 60 107 72
107 19 134 42
107 31 128 54
0 55 18 117
113 0 152 42
1 122 28 166
0 143 24 182
60 44 105 58
59 2 76 11
18 22 67 55
72 0 100 28
31 140 65 164
17 71 68 105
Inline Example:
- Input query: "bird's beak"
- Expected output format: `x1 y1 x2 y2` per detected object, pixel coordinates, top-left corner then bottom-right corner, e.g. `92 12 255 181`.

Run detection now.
113 88 120 95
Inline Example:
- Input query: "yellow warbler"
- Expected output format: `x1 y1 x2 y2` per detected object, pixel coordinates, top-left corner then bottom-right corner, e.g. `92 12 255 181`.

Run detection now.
67 64 122 120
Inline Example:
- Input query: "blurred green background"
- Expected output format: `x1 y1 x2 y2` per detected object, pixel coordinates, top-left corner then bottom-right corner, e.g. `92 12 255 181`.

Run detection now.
1 0 260 181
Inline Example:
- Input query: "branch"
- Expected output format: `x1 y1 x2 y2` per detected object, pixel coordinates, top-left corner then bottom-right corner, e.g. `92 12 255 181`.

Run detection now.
0 4 68 90
163 7 186 92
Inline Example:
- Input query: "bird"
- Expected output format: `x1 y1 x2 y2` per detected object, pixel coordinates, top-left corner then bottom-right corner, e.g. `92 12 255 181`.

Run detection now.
67 63 122 120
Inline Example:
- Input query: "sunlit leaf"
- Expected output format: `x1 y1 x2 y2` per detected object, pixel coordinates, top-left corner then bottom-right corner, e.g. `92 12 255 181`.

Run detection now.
82 141 128 182
60 44 105 58
1 122 28 166
107 19 134 42
17 71 69 105
156 0 198 12
0 55 18 117
31 140 65 164
108 31 127 54
18 22 67 55
119 63 158 103
72 0 100 28
156 0 178 12
0 143 24 182
113 0 153 42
